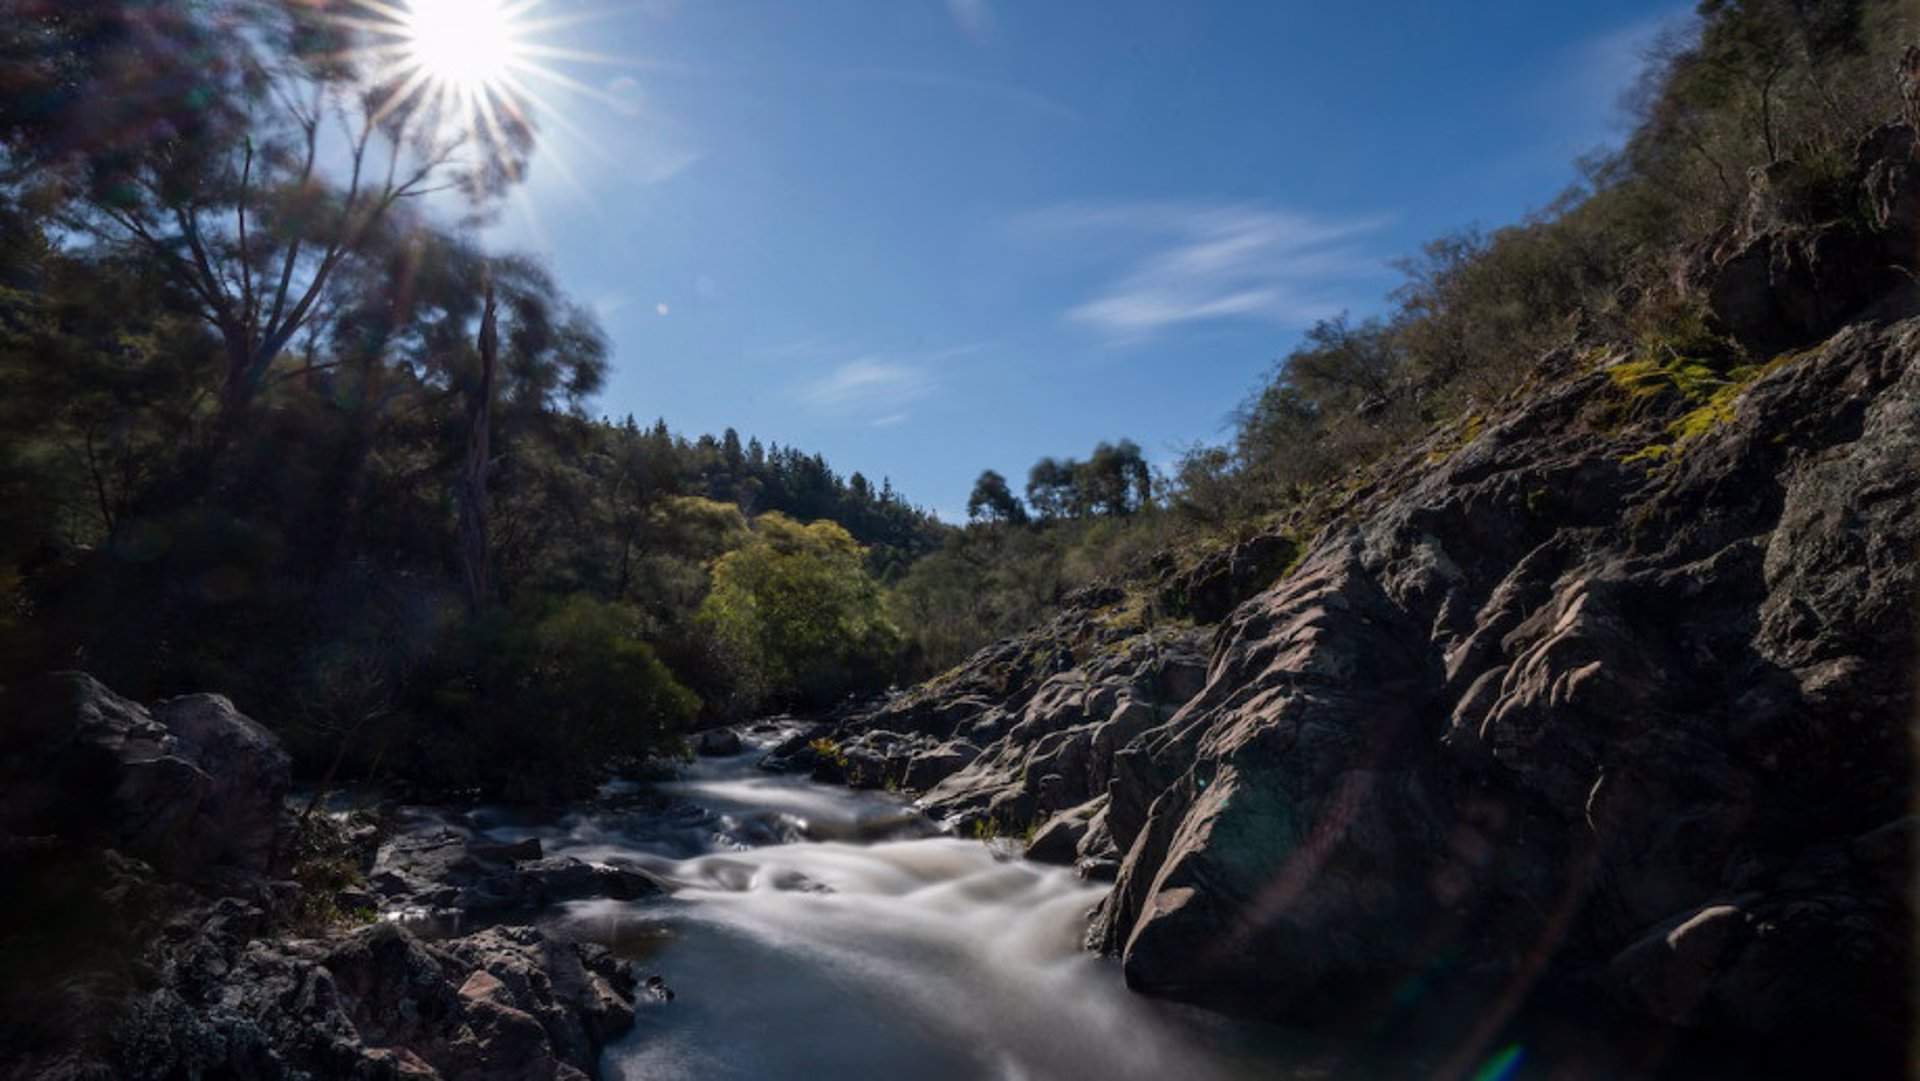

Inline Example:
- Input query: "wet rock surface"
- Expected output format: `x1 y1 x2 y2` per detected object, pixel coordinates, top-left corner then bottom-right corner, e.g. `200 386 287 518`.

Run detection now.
813 607 1213 838
692 728 743 757
369 827 666 926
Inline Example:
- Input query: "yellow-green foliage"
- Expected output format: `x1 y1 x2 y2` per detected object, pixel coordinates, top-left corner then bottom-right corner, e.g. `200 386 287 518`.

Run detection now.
699 513 901 709
1618 350 1809 467
286 815 378 935
1094 591 1151 633
1607 303 1736 402
970 816 1040 844
651 496 751 561
1607 353 1728 401
1426 410 1487 463
808 736 849 766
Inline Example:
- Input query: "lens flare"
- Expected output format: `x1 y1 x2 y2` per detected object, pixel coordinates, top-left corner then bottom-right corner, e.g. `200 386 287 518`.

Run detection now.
404 0 523 94
320 0 626 198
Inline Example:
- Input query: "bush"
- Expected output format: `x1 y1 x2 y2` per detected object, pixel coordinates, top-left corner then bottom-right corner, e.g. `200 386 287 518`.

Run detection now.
410 595 698 801
697 513 901 712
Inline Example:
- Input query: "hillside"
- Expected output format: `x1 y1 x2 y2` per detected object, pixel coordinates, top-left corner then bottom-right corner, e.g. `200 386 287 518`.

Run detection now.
806 110 1920 1073
1 3 1916 1079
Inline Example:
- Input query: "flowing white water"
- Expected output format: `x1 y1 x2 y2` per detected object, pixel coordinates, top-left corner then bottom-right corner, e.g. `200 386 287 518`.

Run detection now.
484 729 1371 1080
433 729 1772 1081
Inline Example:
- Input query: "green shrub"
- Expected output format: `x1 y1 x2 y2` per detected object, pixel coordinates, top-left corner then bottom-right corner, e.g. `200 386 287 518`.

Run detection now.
808 736 848 766
412 595 698 801
698 513 901 712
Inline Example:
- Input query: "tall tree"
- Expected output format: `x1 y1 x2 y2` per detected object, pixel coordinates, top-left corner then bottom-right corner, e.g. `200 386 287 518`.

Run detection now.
1025 457 1073 520
9 0 533 446
966 469 1028 525
459 282 499 612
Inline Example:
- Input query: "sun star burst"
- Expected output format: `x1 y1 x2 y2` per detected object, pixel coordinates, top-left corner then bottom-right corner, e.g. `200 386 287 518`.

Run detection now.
405 0 524 95
327 0 597 176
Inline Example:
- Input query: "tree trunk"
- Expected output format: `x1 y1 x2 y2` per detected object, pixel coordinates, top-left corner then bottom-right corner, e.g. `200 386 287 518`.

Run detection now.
314 345 387 572
459 284 498 613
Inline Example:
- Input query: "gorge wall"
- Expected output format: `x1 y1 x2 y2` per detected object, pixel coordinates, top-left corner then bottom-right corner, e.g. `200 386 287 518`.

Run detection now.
823 125 1920 1074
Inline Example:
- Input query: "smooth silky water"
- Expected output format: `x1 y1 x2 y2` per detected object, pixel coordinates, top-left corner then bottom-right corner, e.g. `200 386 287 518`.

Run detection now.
463 728 1406 1081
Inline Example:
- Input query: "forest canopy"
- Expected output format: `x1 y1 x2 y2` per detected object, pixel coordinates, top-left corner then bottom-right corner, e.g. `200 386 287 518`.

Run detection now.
0 0 946 799
2 0 1913 800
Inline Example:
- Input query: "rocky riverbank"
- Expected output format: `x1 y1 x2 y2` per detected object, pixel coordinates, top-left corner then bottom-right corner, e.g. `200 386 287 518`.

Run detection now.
800 158 1920 1072
0 674 671 1081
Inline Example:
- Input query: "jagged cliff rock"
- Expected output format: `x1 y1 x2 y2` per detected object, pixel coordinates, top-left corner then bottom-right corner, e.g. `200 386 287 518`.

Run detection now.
834 320 1916 1065
1095 315 1916 1044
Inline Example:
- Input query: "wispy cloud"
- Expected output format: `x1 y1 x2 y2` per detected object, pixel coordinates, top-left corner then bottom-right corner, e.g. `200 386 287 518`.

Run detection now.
1530 8 1697 163
1460 8 1696 203
1026 202 1391 343
947 0 993 42
593 293 635 319
796 344 985 426
754 338 847 362
802 358 936 421
605 75 643 117
633 148 703 184
1577 8 1696 117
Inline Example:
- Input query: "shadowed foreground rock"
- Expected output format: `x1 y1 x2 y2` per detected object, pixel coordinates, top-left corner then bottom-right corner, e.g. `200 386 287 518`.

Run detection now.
110 921 644 1081
0 675 651 1081
1 673 291 884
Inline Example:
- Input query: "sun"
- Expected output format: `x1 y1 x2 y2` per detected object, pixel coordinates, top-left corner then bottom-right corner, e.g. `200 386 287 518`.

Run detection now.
325 0 615 206
332 0 566 169
403 0 524 96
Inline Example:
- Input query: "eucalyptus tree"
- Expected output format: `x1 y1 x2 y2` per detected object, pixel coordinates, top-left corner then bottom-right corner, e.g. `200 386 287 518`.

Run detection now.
3 0 535 449
966 469 1027 525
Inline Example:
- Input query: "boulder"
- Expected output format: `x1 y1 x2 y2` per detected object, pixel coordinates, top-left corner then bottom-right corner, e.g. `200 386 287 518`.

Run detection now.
1699 125 1919 356
692 728 742 757
108 921 649 1081
1024 796 1105 867
899 740 981 792
1086 317 1918 1071
1 674 290 881
1161 532 1299 624
369 829 665 919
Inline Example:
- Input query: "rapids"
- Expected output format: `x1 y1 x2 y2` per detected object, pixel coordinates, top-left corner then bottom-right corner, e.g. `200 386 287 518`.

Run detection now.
466 725 1380 1080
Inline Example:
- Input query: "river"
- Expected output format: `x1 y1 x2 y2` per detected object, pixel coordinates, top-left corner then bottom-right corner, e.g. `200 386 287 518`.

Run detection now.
450 724 1410 1081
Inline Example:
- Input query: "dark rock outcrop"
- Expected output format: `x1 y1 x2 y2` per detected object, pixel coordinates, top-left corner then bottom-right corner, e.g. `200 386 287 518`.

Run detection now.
369 828 664 924
693 728 743 757
108 919 647 1081
1024 795 1105 867
838 311 1917 1071
0 673 292 883
0 676 655 1081
1698 124 1919 357
1090 318 1918 1066
1158 532 1300 624
833 607 1212 836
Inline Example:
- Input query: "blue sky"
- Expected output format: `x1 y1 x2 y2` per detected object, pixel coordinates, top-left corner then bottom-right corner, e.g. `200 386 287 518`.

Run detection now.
481 0 1689 520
